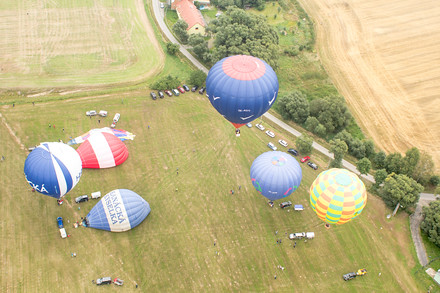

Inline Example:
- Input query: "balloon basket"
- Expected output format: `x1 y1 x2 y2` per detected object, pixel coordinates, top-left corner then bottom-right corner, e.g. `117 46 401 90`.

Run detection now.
325 223 331 229
235 129 241 137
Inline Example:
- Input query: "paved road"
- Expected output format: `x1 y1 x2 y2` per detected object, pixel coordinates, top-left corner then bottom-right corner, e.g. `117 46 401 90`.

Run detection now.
150 0 435 267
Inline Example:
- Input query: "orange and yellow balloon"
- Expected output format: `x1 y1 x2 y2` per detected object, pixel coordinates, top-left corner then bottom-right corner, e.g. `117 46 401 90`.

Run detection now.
310 168 367 225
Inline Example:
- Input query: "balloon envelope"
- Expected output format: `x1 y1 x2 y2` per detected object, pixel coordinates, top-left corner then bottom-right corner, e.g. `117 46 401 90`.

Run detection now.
250 151 302 201
206 55 279 128
309 168 367 225
67 127 135 145
86 189 151 232
24 142 82 198
76 132 129 168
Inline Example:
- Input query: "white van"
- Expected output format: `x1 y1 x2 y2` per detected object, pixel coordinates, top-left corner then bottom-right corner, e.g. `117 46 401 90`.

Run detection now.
113 113 120 123
60 228 67 238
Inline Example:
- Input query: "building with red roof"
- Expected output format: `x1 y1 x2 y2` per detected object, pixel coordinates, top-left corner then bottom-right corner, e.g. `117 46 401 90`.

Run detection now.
171 0 206 35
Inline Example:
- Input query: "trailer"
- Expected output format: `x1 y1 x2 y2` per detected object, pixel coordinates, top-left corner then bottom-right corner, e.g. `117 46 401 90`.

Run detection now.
289 232 315 240
59 228 67 238
294 204 304 211
91 191 101 199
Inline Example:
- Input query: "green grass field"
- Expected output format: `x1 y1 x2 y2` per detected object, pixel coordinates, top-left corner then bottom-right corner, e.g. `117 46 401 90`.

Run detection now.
0 92 430 292
0 0 162 89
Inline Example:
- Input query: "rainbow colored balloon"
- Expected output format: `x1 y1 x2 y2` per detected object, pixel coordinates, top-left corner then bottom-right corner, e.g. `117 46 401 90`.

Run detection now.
310 168 367 225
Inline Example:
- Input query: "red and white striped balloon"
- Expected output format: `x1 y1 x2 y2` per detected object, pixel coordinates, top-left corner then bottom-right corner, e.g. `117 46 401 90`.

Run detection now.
76 132 128 168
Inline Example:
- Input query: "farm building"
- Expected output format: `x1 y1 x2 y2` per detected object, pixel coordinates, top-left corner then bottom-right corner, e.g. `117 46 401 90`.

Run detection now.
171 0 206 35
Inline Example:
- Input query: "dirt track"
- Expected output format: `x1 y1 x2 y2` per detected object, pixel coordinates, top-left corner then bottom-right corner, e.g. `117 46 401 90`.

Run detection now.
298 0 440 171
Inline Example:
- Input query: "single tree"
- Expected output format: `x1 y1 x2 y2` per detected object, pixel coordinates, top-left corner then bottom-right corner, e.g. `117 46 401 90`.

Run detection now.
374 150 387 169
350 138 366 159
305 116 319 132
421 201 440 247
166 42 180 55
277 91 309 123
384 153 403 174
296 133 313 154
330 139 348 163
374 169 388 187
309 96 351 133
363 139 375 159
173 20 189 44
188 34 210 62
189 70 207 87
401 147 420 177
380 173 423 212
412 152 435 186
314 124 326 138
356 158 372 175
430 175 440 187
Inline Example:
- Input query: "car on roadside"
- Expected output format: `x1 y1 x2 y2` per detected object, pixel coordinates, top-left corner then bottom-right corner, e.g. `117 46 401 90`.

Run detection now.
57 217 64 228
177 86 185 93
307 162 318 170
280 201 292 208
172 89 180 96
182 84 190 92
165 90 172 97
246 122 252 128
150 92 157 100
288 148 298 156
75 195 89 203
96 277 112 285
191 85 199 92
278 139 288 147
266 130 275 138
158 91 164 98
86 110 97 116
160 2 164 8
267 142 277 151
255 124 265 131
300 156 311 163
198 87 206 94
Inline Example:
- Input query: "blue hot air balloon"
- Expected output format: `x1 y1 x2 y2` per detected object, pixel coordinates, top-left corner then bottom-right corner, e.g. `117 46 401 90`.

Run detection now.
206 55 279 129
24 142 82 199
250 151 302 201
85 189 151 232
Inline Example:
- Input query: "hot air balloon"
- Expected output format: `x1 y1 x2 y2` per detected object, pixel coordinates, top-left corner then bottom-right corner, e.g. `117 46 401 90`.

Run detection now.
24 142 82 198
76 132 129 168
250 151 302 201
309 168 367 225
67 127 135 145
206 55 279 130
85 189 151 232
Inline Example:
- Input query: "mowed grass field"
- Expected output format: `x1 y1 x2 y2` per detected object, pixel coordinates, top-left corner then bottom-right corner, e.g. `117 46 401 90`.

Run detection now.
0 92 425 292
0 0 163 88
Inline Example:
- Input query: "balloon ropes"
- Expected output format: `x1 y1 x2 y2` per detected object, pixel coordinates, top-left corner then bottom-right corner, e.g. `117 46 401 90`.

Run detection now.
309 168 367 225
76 132 129 169
85 189 151 232
24 142 82 199
250 151 302 201
206 55 279 131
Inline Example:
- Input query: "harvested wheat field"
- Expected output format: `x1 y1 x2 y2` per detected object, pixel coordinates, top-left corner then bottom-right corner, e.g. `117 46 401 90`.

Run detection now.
298 0 440 171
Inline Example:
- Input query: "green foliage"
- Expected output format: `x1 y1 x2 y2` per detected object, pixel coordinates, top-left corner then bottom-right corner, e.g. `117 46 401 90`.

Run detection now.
166 42 180 55
309 96 351 133
284 47 299 57
189 70 207 87
296 133 313 154
305 116 319 132
374 151 387 169
401 147 420 177
421 201 440 248
413 152 435 186
356 158 372 175
374 169 388 187
330 139 348 163
329 159 342 168
314 124 326 138
209 7 279 68
350 138 366 159
380 173 423 212
188 34 210 62
430 175 440 187
151 74 181 90
363 139 375 159
173 20 189 44
277 91 309 123
385 153 403 174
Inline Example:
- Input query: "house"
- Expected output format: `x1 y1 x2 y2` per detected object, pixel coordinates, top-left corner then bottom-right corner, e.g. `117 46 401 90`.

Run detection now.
171 0 206 35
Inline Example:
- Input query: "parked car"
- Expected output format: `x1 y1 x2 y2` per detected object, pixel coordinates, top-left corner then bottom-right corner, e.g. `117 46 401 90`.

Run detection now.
177 86 185 93
113 113 120 123
158 91 164 98
75 195 89 203
150 92 157 100
198 87 206 94
266 130 275 138
172 89 180 96
86 110 97 116
96 277 112 285
307 162 318 170
267 142 277 151
182 84 190 92
57 217 64 228
165 90 172 97
278 139 288 147
279 201 292 208
160 2 164 8
300 156 311 163
343 272 357 281
255 124 265 131
98 110 107 117
288 148 298 156
246 122 252 128
191 85 199 92
113 278 124 286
